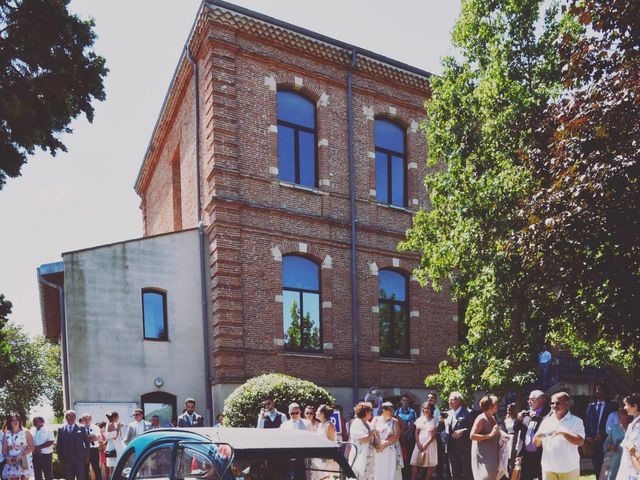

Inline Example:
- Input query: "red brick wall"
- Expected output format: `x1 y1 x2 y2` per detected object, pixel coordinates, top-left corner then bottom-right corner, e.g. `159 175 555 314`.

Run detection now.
138 16 457 393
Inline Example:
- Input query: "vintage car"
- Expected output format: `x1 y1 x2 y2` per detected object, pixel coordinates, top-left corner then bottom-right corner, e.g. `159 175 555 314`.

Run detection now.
112 427 357 480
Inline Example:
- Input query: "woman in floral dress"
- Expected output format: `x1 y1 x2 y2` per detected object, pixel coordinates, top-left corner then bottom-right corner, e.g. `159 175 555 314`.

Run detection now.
2 412 34 480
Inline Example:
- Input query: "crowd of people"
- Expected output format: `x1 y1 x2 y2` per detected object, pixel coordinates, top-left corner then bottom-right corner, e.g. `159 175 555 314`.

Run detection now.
0 398 195 480
252 385 640 480
2 387 640 480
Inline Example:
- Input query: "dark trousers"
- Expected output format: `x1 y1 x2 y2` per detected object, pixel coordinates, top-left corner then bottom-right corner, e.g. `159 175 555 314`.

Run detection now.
592 439 605 477
520 449 543 480
33 453 53 480
63 458 86 480
447 444 471 480
401 431 416 480
84 449 101 480
436 436 450 480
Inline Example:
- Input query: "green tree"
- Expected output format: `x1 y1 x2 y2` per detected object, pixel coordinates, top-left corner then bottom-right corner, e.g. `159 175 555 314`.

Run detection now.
284 298 320 351
401 0 579 398
0 0 107 189
0 294 17 386
510 0 640 384
0 323 63 420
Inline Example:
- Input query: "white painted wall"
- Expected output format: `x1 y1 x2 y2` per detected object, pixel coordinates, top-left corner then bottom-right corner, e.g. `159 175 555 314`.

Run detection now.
62 229 206 419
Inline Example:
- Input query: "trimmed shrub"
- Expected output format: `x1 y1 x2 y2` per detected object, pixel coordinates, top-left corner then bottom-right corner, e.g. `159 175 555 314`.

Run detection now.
223 373 336 427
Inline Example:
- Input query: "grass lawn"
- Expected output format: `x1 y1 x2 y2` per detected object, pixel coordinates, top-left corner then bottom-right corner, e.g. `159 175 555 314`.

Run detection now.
580 475 596 480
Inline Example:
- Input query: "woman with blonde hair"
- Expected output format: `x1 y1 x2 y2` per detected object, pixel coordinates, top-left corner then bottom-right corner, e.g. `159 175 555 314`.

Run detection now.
2 412 34 480
348 402 378 480
470 395 501 480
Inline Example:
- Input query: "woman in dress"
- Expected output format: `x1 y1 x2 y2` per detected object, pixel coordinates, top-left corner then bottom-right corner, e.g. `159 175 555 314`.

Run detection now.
305 406 320 433
410 402 438 480
372 401 401 480
105 411 126 477
502 402 520 476
470 395 501 480
1 412 34 480
96 422 108 480
616 393 640 480
311 405 338 480
348 402 377 480
601 407 630 480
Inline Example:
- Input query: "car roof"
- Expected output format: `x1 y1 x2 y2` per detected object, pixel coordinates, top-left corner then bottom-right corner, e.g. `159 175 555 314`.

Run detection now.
183 427 339 451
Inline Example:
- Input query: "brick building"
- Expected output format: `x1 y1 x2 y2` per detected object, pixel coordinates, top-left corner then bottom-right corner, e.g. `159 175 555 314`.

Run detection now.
134 0 457 414
38 0 458 422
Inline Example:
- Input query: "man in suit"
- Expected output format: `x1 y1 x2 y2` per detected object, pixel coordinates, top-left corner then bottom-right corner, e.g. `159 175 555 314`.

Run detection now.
125 409 151 444
585 383 617 477
514 389 550 480
444 391 472 480
177 398 205 427
80 414 101 480
57 410 90 480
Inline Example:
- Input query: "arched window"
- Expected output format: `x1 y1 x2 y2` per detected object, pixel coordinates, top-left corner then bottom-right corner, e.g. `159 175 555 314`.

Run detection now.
282 255 321 352
378 270 408 357
375 119 406 207
142 289 168 341
277 90 317 188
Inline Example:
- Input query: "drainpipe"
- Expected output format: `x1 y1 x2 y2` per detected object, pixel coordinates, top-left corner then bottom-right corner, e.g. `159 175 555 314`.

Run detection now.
37 271 70 411
186 47 214 426
347 48 360 407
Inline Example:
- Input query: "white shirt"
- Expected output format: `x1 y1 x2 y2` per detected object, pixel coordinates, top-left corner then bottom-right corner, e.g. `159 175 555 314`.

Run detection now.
30 426 55 454
85 424 101 448
538 412 585 473
280 419 308 431
127 420 147 437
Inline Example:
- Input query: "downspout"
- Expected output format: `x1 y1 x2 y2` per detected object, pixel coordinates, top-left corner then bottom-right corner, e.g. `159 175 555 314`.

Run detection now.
347 48 360 407
37 271 70 411
186 47 214 426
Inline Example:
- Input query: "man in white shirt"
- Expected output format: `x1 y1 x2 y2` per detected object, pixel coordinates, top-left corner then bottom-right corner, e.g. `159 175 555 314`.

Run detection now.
534 392 585 480
256 397 287 429
125 409 151 444
280 403 308 430
80 414 102 480
31 416 55 480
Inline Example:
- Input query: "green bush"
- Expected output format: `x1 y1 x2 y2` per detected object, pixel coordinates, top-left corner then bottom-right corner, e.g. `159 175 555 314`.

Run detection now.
223 373 335 427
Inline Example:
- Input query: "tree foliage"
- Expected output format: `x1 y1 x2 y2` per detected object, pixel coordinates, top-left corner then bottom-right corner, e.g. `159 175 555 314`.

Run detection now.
284 299 320 351
223 373 335 427
0 294 17 386
401 0 578 398
510 0 640 382
0 0 107 189
403 0 640 398
0 322 63 420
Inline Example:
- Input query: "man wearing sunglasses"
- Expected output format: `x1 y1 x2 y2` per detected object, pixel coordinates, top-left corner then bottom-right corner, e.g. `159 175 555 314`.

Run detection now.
534 392 585 480
257 397 287 429
280 403 308 430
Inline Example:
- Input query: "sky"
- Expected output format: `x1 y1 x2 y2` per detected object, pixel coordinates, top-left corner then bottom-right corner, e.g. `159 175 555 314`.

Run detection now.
0 0 461 337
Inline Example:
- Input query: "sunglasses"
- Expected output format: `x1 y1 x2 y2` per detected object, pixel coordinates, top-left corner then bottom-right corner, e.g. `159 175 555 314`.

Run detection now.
290 411 301 415
550 401 566 405
305 412 314 415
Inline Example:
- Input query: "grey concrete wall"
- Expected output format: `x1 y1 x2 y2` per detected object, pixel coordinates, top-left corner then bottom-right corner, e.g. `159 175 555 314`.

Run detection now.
63 229 207 418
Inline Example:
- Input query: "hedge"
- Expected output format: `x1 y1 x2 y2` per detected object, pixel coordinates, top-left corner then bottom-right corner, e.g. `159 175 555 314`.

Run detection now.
223 373 336 427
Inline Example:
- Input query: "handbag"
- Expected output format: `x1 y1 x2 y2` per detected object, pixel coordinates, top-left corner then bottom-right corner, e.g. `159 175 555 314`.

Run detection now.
20 455 30 470
105 449 117 458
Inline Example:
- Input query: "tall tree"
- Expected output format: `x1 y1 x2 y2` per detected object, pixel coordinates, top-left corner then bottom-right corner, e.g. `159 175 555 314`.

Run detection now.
401 0 578 397
510 0 640 384
0 323 63 420
0 294 17 385
0 0 107 189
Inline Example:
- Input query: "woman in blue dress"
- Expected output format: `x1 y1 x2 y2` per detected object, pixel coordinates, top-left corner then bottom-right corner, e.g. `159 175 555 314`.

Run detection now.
602 407 630 480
